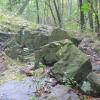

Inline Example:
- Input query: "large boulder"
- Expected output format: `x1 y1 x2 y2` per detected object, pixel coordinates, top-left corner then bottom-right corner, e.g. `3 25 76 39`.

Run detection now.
48 27 80 46
5 38 34 62
16 26 80 50
16 28 49 50
39 85 80 100
35 39 92 83
84 72 100 97
51 43 92 83
35 39 72 66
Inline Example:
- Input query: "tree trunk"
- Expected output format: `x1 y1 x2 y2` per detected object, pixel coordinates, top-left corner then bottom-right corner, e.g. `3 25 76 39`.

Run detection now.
94 0 100 32
46 0 57 25
16 0 30 15
53 0 62 27
8 0 13 11
88 0 94 31
79 0 85 32
68 0 72 15
36 0 40 24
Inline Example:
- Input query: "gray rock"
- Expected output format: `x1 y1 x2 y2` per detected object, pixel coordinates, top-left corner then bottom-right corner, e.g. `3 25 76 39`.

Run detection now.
51 41 92 83
87 72 100 96
39 85 80 100
16 26 80 50
5 26 80 61
35 39 92 84
0 32 13 51
35 39 70 66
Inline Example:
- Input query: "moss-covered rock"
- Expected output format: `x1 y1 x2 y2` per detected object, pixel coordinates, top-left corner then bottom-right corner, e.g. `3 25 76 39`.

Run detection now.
35 39 92 83
51 42 92 83
0 15 39 33
0 15 39 60
5 26 81 61
0 32 13 51
49 28 80 46
0 15 80 61
15 26 80 50
35 39 72 66
5 39 33 62
86 72 100 97
16 28 49 50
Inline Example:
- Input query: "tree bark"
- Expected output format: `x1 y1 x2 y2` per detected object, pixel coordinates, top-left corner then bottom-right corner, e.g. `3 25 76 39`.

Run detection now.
79 0 85 31
94 0 100 32
36 0 40 24
53 0 62 27
46 0 57 25
88 0 94 31
16 0 30 15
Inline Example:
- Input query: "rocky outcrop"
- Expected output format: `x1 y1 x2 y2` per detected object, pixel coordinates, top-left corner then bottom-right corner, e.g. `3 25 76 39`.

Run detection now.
15 26 80 50
35 39 92 84
0 16 81 61
5 25 81 61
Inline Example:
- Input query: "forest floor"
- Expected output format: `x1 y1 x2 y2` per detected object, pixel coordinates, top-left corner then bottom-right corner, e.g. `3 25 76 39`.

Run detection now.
0 37 26 84
0 33 100 100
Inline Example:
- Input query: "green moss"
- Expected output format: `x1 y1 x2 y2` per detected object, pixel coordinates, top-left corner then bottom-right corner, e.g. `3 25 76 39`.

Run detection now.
0 15 39 33
51 43 92 83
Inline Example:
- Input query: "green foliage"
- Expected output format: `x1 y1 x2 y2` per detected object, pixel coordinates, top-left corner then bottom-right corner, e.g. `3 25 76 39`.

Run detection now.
0 0 80 30
16 72 25 81
63 72 79 88
39 62 46 69
0 0 99 32
81 3 90 14
30 96 37 100
0 15 39 33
